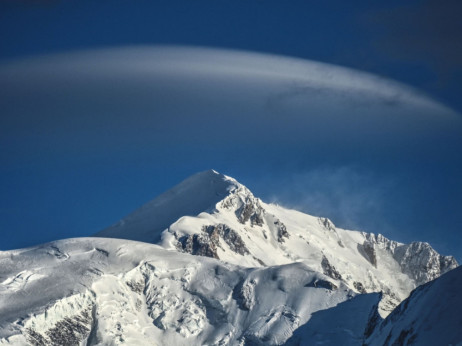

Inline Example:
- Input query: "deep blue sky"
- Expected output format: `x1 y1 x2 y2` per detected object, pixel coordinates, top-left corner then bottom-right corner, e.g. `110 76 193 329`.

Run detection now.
1 0 461 261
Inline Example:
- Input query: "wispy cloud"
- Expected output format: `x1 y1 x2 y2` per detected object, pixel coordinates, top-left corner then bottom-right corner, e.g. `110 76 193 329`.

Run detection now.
1 46 459 162
260 166 394 233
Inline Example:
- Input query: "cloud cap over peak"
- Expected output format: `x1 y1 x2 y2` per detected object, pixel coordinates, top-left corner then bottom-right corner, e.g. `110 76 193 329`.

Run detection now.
1 45 460 166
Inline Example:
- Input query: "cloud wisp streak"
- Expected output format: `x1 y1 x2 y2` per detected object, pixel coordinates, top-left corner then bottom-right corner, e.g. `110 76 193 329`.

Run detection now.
261 167 392 231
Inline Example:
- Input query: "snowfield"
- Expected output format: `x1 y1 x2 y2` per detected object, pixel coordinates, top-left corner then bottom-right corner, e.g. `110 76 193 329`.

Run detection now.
0 170 460 345
0 238 359 345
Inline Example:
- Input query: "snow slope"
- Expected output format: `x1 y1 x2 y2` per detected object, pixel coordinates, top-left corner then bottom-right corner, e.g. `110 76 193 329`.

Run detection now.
285 292 382 345
97 170 458 317
0 238 356 345
96 170 234 243
365 265 462 345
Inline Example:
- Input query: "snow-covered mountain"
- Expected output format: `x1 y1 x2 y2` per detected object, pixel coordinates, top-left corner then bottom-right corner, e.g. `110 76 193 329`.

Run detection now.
97 170 457 317
0 170 460 345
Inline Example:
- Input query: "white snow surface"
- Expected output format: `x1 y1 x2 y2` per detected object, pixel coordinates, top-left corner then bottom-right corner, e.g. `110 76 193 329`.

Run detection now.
0 170 459 345
96 170 233 243
0 238 354 345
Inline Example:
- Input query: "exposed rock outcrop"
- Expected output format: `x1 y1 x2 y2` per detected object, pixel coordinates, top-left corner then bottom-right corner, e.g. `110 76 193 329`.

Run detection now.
393 241 458 286
202 224 250 256
177 233 220 259
233 278 257 311
24 293 94 346
360 232 458 286
274 219 289 243
219 183 265 227
318 217 336 232
236 197 264 226
305 279 338 290
321 255 342 280
353 281 367 294
176 224 250 259
359 241 378 268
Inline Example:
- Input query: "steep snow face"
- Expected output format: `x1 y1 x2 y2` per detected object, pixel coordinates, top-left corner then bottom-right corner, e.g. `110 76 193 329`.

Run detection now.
96 170 238 243
366 266 462 345
0 238 356 346
286 292 382 346
98 170 457 317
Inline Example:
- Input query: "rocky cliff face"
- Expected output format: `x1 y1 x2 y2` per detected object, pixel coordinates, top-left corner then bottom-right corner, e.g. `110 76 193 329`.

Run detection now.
361 232 458 286
175 224 250 259
220 183 265 227
393 241 458 286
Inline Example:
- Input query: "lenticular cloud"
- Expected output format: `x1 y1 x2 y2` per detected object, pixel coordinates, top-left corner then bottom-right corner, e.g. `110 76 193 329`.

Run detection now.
1 46 460 161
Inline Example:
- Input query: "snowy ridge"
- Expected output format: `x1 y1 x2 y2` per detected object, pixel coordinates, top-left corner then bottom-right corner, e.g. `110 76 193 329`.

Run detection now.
96 170 238 243
100 170 457 317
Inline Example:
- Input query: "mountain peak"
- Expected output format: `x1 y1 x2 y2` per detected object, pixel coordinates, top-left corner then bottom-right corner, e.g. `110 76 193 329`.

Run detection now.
94 170 458 318
95 170 243 243
204 168 220 175
188 168 222 180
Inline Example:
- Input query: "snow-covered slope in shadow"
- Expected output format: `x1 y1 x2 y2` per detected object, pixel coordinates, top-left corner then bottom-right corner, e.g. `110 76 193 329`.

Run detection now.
365 266 462 345
286 292 382 345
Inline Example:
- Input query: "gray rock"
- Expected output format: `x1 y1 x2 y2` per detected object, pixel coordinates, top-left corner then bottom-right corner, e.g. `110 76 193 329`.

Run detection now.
176 224 250 259
353 281 367 294
393 241 458 286
274 219 289 243
203 224 250 256
305 279 338 290
177 233 220 259
236 198 264 226
318 217 336 232
361 241 378 268
321 255 342 280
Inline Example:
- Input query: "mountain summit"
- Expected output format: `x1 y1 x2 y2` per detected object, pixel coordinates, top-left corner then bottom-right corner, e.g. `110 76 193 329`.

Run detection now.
97 169 267 262
96 170 237 243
